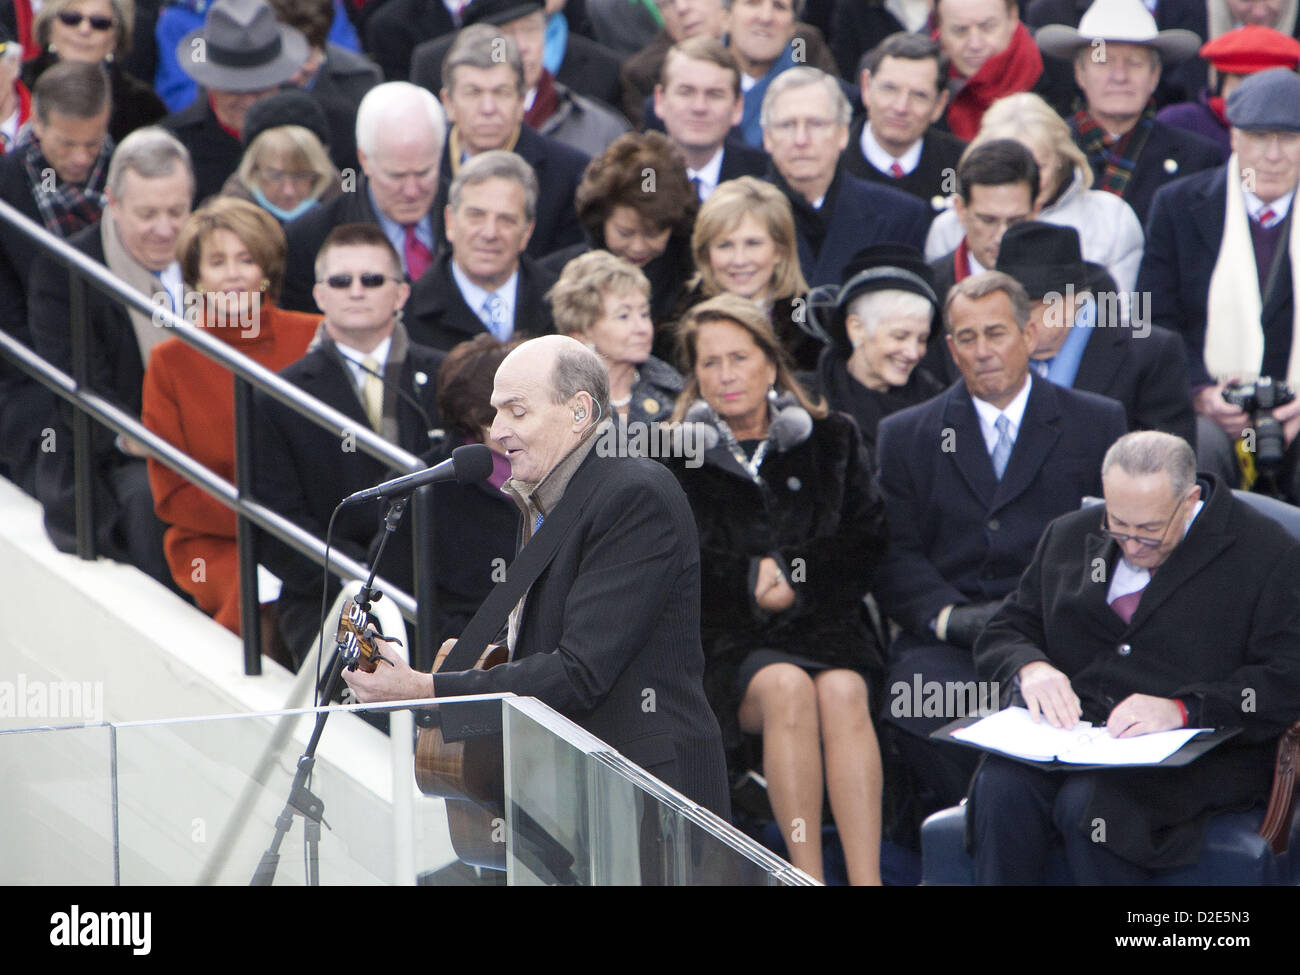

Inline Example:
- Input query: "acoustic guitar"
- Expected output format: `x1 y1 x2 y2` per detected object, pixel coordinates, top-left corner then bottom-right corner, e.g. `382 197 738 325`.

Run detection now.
336 598 508 867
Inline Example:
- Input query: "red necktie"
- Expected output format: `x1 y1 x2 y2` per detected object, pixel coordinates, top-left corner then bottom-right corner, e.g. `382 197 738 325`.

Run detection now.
1258 208 1278 228
888 161 905 179
403 225 432 282
1109 587 1143 624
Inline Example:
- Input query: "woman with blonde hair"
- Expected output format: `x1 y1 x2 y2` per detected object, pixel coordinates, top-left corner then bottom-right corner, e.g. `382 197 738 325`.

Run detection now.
24 0 165 141
222 89 341 223
548 250 682 424
680 176 820 371
924 91 1144 294
664 292 887 885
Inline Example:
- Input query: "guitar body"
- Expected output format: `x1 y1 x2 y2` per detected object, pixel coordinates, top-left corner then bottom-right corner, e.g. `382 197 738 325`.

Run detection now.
337 601 511 868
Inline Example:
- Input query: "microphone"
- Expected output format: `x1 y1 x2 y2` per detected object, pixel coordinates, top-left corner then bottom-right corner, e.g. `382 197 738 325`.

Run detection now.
340 443 494 505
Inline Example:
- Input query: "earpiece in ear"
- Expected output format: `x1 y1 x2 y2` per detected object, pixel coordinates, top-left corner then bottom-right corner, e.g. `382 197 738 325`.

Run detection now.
574 409 586 420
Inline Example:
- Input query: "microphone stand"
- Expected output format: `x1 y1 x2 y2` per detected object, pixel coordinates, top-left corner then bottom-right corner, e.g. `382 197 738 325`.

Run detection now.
250 495 409 886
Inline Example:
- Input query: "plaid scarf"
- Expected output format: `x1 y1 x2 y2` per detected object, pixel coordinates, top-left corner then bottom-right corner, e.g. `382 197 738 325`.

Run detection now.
1073 105 1155 199
17 125 112 236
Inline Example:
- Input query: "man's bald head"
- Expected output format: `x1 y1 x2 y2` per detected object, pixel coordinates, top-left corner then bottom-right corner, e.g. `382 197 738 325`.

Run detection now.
490 335 610 482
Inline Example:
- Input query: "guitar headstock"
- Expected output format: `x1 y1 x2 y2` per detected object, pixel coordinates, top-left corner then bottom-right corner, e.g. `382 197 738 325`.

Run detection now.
336 597 384 673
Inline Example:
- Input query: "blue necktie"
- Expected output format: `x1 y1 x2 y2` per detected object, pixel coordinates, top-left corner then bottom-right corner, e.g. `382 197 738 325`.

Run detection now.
534 512 544 535
991 415 1013 480
482 293 508 340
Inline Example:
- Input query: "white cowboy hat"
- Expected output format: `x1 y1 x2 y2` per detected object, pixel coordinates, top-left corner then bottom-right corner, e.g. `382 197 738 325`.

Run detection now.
1036 0 1202 63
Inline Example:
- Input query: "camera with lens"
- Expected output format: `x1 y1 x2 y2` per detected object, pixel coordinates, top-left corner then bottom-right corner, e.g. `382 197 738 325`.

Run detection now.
1222 377 1296 471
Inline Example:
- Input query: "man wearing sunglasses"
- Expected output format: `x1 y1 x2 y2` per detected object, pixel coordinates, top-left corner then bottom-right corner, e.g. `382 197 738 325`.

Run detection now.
251 222 446 661
970 430 1300 883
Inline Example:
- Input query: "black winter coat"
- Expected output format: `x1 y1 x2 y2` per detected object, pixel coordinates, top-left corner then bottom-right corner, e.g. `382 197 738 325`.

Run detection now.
663 410 887 748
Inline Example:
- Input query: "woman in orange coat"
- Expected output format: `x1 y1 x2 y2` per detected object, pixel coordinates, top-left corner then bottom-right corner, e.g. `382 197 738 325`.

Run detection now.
142 197 320 636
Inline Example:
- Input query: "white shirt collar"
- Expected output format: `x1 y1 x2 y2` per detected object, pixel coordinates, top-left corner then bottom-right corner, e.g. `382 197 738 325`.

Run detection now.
687 146 725 202
860 121 924 177
1244 187 1294 224
1108 498 1205 599
971 372 1032 455
451 260 520 340
965 248 989 276
157 262 185 313
334 334 393 390
524 86 537 112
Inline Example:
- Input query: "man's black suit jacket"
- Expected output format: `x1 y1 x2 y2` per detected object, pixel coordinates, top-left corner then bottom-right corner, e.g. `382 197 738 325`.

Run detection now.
843 119 966 212
160 96 242 204
405 252 557 351
432 448 731 815
432 125 589 260
716 139 769 183
1074 118 1221 226
365 0 455 81
874 376 1128 636
410 29 623 110
251 339 445 590
974 475 1300 868
27 223 147 551
1137 164 1296 387
789 168 933 288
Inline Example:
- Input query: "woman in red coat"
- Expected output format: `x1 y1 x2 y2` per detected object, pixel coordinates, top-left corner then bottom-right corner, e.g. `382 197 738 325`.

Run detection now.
142 197 320 636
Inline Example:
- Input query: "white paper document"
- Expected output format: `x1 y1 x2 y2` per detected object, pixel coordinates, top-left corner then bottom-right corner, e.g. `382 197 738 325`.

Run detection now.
949 707 1208 766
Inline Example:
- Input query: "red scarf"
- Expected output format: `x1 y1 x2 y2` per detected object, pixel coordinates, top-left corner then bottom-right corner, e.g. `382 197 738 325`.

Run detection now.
14 0 37 60
523 69 561 130
208 94 242 140
2 81 31 154
945 22 1044 141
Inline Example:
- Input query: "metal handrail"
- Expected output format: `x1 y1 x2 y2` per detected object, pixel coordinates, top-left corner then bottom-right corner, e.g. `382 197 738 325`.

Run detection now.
0 198 439 673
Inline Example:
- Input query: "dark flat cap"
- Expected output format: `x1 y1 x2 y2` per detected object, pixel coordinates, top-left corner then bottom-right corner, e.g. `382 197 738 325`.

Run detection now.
1227 67 1300 132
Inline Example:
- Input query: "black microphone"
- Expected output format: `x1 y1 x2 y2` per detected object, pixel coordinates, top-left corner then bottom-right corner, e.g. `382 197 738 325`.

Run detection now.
340 443 494 505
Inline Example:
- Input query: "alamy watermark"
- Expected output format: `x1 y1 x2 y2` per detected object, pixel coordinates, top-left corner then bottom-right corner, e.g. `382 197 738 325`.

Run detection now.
1039 284 1151 339
0 674 103 723
889 676 1000 719
594 416 707 468
151 290 262 338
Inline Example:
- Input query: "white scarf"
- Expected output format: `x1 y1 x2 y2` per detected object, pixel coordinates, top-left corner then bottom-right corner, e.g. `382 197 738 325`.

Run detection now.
1203 153 1300 385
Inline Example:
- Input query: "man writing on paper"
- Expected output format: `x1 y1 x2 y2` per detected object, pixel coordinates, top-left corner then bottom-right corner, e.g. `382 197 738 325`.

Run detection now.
970 430 1300 883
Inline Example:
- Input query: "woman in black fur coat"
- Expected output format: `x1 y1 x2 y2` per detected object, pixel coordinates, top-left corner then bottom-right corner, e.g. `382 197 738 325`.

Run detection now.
663 293 887 885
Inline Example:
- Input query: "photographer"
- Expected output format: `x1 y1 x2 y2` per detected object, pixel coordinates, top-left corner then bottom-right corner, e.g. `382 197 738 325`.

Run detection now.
1139 68 1300 499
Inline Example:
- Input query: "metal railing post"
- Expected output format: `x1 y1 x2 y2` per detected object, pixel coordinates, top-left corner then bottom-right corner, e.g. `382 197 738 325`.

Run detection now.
69 274 96 560
409 484 437 671
234 374 262 675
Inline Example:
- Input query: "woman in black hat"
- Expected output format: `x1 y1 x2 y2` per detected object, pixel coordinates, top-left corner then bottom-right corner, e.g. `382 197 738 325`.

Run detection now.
221 88 341 223
23 0 165 142
810 244 945 458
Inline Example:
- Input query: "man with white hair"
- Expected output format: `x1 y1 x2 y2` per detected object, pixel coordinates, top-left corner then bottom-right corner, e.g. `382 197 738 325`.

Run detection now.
761 66 932 288
971 430 1300 883
280 81 446 312
344 334 730 817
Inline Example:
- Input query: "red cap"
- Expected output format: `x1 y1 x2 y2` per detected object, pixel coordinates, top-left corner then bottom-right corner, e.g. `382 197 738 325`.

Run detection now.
1199 25 1300 74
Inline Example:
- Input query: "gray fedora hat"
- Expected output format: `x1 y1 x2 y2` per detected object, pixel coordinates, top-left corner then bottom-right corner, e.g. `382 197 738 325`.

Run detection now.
1037 0 1201 63
177 0 309 93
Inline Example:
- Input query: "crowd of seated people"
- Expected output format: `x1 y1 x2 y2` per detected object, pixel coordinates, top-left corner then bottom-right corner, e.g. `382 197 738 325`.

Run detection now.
4 0 1300 885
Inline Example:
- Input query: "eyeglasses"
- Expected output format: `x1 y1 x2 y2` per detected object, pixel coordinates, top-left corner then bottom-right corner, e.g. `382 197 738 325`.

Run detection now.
257 166 317 186
56 10 115 30
1101 495 1189 548
766 117 837 139
321 273 399 289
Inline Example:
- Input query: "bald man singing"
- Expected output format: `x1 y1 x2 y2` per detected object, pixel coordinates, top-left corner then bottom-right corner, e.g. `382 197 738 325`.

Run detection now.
345 335 729 816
